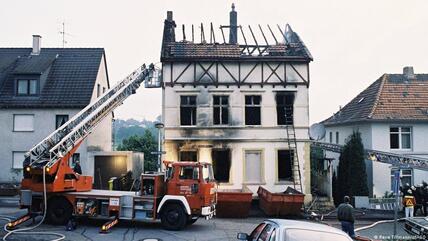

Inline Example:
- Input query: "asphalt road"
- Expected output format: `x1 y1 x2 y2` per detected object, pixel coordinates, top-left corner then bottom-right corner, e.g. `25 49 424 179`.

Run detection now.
0 205 413 241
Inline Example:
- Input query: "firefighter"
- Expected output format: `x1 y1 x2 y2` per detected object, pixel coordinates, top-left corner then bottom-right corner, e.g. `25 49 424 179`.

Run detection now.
403 189 416 218
413 185 424 216
73 160 82 175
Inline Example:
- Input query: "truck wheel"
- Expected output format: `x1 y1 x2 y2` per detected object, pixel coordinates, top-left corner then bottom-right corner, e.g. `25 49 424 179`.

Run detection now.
46 197 73 225
160 204 187 230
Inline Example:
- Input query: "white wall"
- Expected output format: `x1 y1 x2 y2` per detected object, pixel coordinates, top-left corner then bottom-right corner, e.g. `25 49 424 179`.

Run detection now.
324 122 428 197
0 108 79 182
162 61 312 201
87 54 113 152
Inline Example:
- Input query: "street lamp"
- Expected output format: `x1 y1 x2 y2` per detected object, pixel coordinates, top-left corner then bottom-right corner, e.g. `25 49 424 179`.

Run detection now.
154 122 165 172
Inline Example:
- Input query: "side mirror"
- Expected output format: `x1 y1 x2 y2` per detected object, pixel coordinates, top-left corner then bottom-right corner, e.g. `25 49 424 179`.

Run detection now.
237 233 249 240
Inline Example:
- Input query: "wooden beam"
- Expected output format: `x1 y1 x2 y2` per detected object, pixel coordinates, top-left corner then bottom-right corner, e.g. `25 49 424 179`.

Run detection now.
265 62 283 83
290 63 308 84
173 62 192 83
219 62 238 83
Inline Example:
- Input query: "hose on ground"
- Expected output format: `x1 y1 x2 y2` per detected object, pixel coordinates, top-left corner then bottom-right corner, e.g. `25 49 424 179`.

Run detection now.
2 167 66 241
355 217 406 232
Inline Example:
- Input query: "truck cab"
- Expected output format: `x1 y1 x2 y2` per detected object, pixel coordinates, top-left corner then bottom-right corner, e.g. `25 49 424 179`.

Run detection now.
158 161 216 230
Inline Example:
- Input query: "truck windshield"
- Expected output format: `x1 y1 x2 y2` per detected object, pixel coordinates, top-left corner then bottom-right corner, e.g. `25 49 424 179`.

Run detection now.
202 164 214 182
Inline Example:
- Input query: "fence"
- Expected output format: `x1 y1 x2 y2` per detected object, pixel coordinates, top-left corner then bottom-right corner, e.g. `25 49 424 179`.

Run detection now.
369 198 401 211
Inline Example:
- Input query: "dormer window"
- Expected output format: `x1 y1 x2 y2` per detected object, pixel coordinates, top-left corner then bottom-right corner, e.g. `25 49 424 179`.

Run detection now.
17 79 38 96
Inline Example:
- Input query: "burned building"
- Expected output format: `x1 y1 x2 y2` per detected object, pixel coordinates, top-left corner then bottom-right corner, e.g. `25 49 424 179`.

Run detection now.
160 5 313 200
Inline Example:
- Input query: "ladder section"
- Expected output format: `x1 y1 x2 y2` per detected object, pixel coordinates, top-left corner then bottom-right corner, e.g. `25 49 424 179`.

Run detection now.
28 64 156 168
284 106 303 193
312 142 428 170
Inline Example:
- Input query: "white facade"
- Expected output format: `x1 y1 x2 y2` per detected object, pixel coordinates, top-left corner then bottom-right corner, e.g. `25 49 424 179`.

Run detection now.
0 56 112 182
162 61 312 202
324 122 428 197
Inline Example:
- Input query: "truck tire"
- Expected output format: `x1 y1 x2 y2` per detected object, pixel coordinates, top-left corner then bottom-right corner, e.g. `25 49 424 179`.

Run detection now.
46 197 73 225
160 203 187 230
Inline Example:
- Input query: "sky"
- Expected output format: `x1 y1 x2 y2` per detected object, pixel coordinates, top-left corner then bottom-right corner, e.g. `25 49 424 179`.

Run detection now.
1 0 428 124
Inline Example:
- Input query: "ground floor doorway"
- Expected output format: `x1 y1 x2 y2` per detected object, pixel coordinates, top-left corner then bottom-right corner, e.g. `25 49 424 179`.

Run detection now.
94 155 127 189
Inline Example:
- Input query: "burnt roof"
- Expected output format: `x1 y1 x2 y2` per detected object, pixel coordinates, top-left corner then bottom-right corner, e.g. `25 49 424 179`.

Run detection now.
0 48 108 109
323 73 428 125
161 12 312 62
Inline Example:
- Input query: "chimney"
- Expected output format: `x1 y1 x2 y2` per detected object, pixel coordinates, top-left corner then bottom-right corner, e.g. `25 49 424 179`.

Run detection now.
31 35 42 55
162 11 176 44
403 66 416 79
229 3 238 44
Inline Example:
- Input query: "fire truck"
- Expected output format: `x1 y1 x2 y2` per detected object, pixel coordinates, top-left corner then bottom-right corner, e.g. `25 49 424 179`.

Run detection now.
9 64 217 232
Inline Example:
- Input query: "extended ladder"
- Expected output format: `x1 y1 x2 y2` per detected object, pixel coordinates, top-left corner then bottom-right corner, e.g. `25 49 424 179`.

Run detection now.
284 106 303 193
312 142 428 170
27 64 158 169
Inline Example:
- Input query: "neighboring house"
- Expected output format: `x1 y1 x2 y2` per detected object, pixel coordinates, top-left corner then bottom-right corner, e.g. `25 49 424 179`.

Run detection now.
322 66 428 197
0 35 112 182
160 6 313 201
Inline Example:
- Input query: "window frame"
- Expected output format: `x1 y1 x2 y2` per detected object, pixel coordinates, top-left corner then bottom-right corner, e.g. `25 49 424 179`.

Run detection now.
55 114 69 129
390 169 413 189
389 126 412 150
213 95 229 125
335 131 339 144
245 95 262 126
180 95 197 126
329 132 333 143
13 114 35 132
211 149 231 183
276 149 294 183
16 79 38 96
243 149 264 184
97 84 101 97
275 92 295 125
179 150 198 162
12 151 26 169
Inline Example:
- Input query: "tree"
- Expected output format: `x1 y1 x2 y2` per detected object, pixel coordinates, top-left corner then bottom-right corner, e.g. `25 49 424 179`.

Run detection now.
332 170 340 206
336 131 369 203
117 130 158 172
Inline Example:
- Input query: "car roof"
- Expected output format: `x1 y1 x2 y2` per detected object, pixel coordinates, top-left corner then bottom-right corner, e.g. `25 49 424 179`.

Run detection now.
267 219 349 236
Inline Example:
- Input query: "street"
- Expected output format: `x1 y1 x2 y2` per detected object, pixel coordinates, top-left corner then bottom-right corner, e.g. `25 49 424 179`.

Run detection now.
0 206 411 241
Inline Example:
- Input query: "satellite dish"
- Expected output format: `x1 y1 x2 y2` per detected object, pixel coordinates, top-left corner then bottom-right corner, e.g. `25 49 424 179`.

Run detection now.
309 123 326 141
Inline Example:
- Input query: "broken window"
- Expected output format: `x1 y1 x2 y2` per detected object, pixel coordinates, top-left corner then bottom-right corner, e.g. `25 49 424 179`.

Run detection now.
244 150 262 183
245 95 261 125
55 115 69 129
213 96 229 125
180 151 197 162
276 92 294 125
180 96 197 126
212 149 231 182
278 150 293 181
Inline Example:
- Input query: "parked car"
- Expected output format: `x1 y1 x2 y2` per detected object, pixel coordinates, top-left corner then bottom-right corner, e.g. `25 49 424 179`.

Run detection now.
237 219 353 241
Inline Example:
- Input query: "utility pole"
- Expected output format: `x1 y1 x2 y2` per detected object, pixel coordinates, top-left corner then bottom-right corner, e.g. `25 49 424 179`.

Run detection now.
391 167 400 240
153 122 165 172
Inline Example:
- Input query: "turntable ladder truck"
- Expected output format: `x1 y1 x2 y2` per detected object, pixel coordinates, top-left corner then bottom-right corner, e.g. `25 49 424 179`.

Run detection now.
11 64 217 232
